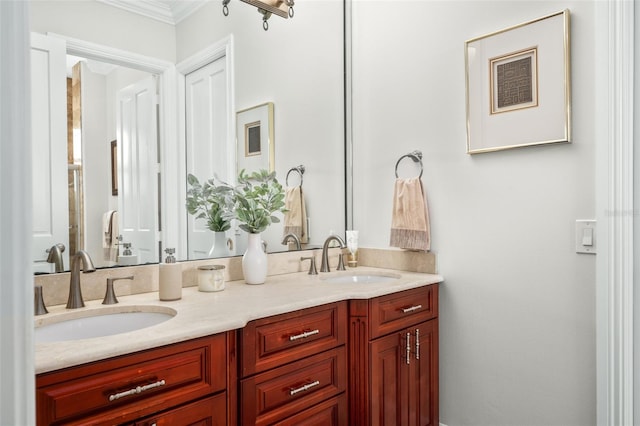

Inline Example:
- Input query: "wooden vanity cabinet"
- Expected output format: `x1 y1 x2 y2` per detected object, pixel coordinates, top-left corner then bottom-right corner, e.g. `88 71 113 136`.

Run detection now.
239 301 348 425
36 332 232 426
349 285 439 426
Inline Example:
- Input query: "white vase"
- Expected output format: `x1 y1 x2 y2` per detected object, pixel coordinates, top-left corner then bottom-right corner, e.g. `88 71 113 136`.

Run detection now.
242 232 267 285
208 231 230 258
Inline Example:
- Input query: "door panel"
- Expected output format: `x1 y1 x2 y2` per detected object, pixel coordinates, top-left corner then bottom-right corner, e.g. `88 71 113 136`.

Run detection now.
30 33 69 273
185 57 230 259
116 76 159 264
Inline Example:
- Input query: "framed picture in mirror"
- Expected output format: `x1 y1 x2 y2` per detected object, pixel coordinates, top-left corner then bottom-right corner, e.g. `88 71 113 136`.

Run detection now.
110 139 118 196
236 102 275 173
465 9 571 154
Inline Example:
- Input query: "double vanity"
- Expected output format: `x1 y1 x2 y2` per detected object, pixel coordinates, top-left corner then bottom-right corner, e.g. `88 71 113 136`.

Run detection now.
34 249 442 425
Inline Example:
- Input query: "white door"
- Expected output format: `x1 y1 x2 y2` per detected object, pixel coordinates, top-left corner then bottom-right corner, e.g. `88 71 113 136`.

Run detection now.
185 57 230 259
116 76 159 264
30 33 69 273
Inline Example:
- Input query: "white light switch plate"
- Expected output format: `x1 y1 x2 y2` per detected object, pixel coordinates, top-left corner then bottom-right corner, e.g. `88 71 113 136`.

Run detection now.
575 220 596 254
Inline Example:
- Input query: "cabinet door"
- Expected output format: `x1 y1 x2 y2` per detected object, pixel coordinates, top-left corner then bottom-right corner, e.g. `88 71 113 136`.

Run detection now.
370 330 407 425
370 319 438 426
409 319 438 426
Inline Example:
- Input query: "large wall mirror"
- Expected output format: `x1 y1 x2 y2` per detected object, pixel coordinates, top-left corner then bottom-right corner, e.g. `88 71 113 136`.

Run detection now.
30 0 345 273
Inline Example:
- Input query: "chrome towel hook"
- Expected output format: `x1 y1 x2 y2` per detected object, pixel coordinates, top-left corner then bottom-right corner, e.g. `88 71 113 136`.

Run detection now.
394 150 423 178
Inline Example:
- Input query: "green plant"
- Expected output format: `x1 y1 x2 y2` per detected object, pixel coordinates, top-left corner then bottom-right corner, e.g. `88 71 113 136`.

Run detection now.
186 174 234 232
231 169 287 234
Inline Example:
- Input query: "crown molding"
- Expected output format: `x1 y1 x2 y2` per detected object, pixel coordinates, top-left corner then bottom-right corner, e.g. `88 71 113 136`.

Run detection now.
97 0 206 25
170 0 208 23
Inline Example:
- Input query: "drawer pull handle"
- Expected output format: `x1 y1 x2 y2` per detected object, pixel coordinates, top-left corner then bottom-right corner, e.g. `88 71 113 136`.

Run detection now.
402 304 422 313
108 379 166 402
289 329 320 341
289 380 320 396
406 332 411 365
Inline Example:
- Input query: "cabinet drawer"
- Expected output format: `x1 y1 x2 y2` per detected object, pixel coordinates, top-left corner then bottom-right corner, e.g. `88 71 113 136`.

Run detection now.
135 393 227 426
369 285 437 339
241 301 347 376
240 346 347 426
36 334 226 426
273 393 348 426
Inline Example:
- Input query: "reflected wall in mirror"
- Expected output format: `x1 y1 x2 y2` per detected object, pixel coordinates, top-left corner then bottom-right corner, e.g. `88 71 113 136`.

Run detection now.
237 102 275 174
73 56 160 269
30 27 163 273
175 0 345 261
29 0 345 272
32 49 159 273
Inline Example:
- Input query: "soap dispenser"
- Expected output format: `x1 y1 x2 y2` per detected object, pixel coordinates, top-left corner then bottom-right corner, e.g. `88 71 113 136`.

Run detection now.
117 242 139 266
159 248 182 301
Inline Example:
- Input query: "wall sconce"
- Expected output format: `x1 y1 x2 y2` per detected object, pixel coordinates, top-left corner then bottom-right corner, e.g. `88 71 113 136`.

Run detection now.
222 0 295 31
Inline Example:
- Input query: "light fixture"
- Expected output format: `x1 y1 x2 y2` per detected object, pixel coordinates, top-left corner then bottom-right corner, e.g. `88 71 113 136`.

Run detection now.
222 0 295 31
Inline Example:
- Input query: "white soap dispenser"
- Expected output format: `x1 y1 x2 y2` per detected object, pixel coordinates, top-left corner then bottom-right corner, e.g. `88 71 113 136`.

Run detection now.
159 248 182 301
117 242 139 265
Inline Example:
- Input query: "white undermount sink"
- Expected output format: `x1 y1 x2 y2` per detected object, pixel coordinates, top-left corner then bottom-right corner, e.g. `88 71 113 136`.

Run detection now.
320 271 402 284
35 306 177 344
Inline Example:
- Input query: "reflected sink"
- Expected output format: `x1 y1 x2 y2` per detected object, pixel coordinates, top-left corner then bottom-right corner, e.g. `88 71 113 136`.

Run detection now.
320 272 401 284
35 306 176 344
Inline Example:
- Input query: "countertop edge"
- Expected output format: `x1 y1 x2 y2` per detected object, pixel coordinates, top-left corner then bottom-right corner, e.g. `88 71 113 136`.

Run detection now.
35 268 443 374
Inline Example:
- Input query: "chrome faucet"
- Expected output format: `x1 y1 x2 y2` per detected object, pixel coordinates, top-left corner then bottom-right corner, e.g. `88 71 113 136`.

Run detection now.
66 250 96 309
282 233 301 250
46 243 65 273
320 235 346 272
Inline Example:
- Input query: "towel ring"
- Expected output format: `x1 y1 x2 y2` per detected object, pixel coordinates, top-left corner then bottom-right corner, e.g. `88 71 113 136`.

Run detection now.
286 165 305 186
395 150 423 178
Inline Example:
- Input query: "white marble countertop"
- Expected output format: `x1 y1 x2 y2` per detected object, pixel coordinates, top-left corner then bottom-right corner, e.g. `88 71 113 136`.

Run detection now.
35 267 443 374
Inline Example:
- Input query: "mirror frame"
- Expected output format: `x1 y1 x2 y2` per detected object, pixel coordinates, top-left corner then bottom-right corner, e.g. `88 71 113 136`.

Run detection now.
344 0 354 231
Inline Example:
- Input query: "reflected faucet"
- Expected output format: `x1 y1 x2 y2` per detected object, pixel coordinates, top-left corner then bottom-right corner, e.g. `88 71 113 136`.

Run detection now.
46 243 65 273
320 235 346 272
282 233 301 251
66 250 96 309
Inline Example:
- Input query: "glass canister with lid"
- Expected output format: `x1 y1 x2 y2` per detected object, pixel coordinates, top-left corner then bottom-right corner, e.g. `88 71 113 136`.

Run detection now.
197 264 226 292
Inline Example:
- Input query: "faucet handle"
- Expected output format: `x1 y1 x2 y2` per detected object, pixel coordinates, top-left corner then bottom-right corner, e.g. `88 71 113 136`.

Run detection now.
34 285 48 315
102 276 134 305
336 253 346 271
300 256 318 275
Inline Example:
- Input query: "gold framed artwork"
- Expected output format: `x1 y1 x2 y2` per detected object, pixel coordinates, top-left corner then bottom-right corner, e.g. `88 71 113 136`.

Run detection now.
236 102 275 173
465 10 571 154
